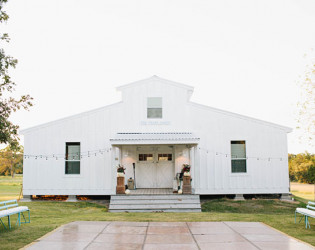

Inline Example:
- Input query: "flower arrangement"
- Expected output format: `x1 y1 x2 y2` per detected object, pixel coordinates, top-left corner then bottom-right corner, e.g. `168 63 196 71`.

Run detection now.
181 164 190 173
117 164 126 177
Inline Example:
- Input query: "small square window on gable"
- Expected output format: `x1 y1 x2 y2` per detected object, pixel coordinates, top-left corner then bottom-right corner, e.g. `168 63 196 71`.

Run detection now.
147 97 162 119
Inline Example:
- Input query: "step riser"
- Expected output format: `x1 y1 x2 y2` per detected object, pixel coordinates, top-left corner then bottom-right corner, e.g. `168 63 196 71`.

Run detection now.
109 204 201 209
110 200 200 205
109 209 202 213
109 194 201 213
111 195 198 200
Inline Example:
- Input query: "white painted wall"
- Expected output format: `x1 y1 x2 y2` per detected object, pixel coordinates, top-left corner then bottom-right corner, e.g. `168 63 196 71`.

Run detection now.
21 77 290 195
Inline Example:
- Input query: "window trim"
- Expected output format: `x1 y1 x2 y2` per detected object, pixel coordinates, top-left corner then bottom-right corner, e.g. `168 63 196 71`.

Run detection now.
157 153 173 162
138 153 154 163
65 142 81 175
231 140 247 173
147 97 163 119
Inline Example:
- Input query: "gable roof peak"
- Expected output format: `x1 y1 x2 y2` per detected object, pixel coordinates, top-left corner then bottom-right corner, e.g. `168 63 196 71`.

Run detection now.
116 76 194 92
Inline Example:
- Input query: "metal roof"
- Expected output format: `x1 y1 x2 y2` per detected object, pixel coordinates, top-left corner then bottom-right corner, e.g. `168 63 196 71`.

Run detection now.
110 132 200 145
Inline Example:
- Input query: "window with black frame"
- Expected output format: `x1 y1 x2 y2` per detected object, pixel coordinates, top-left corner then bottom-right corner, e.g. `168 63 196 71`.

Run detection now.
231 141 247 173
65 142 80 174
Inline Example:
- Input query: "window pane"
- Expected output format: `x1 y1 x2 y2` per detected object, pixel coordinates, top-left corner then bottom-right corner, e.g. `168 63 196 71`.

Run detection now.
147 108 162 118
139 154 144 161
66 142 80 174
146 154 153 161
65 161 80 174
168 154 172 161
158 153 172 161
139 154 153 161
232 160 246 173
231 141 246 159
147 97 162 108
67 145 80 160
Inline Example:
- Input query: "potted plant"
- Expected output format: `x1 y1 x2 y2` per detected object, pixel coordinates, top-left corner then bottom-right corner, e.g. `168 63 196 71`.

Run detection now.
182 164 191 176
117 164 126 177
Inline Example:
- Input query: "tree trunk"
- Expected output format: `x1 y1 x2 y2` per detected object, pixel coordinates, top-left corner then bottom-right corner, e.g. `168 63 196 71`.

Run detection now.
10 152 15 178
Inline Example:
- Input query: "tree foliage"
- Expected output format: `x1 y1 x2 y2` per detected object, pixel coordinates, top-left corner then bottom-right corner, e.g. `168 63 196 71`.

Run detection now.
0 0 33 148
289 153 315 184
297 51 315 148
0 145 23 176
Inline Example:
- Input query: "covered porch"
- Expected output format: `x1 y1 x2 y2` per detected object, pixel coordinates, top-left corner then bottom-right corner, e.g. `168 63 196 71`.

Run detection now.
110 132 199 192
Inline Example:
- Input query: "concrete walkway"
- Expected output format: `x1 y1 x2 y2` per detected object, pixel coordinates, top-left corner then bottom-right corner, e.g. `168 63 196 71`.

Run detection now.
26 221 314 250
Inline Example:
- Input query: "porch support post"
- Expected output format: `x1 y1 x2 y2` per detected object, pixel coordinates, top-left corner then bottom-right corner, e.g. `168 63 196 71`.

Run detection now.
190 145 195 193
111 146 121 194
194 146 200 194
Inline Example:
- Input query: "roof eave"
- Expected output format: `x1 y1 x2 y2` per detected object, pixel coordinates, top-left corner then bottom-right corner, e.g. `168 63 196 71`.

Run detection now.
188 102 292 133
110 139 200 145
20 101 123 135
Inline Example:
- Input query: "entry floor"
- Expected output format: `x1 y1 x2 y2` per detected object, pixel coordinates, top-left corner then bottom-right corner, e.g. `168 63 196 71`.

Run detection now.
26 221 314 250
129 188 173 195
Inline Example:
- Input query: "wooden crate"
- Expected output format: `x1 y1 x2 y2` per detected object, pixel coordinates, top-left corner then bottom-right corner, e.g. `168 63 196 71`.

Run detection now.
116 176 125 194
183 176 192 194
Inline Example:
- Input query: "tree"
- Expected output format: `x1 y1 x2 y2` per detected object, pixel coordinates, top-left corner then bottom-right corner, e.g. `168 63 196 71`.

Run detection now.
0 0 33 148
297 50 315 149
0 145 23 177
289 152 315 184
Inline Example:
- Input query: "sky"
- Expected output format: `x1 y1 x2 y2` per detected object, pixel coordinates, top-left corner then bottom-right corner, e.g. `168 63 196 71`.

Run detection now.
1 0 315 153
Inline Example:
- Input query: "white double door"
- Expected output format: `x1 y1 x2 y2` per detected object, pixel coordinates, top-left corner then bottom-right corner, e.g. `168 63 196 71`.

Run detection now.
136 147 174 188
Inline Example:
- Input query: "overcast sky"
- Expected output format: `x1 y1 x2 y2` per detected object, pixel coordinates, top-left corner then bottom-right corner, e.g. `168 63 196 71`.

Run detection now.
2 0 315 153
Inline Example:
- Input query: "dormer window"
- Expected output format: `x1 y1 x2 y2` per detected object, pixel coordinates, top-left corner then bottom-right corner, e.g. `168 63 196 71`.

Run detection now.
147 97 162 119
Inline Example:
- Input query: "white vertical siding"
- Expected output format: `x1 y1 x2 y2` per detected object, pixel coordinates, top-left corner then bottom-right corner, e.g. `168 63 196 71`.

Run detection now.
22 78 290 195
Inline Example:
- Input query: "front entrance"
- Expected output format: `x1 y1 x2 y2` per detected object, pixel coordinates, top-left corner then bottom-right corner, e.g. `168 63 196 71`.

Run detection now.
136 146 174 188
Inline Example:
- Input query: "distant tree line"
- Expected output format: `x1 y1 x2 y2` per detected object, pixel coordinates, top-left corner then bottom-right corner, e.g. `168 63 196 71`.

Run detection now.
0 146 23 176
289 152 315 184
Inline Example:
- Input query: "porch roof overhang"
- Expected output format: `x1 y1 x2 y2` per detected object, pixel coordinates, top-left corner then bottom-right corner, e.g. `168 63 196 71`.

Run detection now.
110 132 200 145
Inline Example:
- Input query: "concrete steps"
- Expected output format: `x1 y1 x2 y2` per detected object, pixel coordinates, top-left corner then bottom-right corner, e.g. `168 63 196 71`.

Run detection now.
109 194 201 213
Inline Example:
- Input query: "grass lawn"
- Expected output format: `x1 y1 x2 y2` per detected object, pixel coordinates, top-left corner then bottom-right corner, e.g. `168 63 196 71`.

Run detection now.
0 175 23 201
0 177 314 249
291 182 315 201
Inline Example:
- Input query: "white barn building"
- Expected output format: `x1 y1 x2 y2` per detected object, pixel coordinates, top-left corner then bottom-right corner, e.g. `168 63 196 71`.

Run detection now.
21 76 291 200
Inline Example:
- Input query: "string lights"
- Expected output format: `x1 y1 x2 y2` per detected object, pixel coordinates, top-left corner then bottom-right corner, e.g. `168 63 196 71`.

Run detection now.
22 146 286 162
23 147 112 160
197 147 286 162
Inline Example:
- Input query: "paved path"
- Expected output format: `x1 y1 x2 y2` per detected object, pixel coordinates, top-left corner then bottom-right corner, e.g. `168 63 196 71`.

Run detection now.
26 221 314 250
